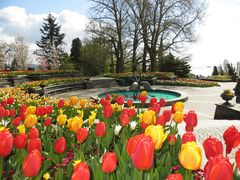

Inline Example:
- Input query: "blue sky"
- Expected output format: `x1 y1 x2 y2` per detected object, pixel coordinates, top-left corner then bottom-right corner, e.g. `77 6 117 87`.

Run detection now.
0 0 90 14
1 0 240 75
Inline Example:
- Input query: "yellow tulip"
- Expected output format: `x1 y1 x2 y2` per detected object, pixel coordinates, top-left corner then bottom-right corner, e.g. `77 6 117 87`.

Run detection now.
17 125 25 134
174 102 184 112
179 142 202 170
145 125 167 150
57 114 67 126
117 105 122 112
24 114 38 128
141 91 148 96
69 96 78 106
25 106 36 115
141 110 156 125
173 111 184 123
88 111 96 126
67 116 83 132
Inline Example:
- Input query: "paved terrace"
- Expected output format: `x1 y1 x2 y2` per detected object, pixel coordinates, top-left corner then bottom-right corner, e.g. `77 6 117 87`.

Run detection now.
54 82 240 166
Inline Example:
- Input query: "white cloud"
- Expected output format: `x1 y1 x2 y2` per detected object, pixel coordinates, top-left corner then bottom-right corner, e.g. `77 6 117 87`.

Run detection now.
0 6 89 60
189 0 240 75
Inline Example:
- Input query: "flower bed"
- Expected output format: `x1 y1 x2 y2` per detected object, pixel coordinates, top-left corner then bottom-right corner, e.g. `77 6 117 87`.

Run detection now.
105 72 175 80
0 88 239 179
207 75 232 82
0 70 78 78
18 77 89 90
156 78 219 87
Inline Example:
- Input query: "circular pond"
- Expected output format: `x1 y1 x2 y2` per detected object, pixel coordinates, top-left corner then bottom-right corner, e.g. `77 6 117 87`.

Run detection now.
98 89 188 106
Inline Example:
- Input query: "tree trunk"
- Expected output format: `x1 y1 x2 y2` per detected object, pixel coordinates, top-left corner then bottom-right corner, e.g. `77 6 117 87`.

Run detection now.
142 44 147 72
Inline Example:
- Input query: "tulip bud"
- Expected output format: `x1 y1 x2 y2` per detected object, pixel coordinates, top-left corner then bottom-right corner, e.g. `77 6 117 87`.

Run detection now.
54 137 66 154
162 110 172 122
116 96 124 105
182 132 196 144
102 152 117 173
0 130 13 157
127 99 133 107
27 138 42 153
223 125 240 154
166 173 183 180
71 162 90 180
120 113 130 126
14 133 28 149
168 134 177 146
29 128 39 139
44 117 51 126
103 105 113 119
203 136 223 160
159 98 166 107
22 149 42 177
58 99 65 108
130 121 137 131
105 94 111 101
114 125 122 136
76 128 88 143
95 121 106 137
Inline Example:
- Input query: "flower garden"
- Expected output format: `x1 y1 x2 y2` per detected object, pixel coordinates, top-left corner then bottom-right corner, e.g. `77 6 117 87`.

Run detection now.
0 87 239 180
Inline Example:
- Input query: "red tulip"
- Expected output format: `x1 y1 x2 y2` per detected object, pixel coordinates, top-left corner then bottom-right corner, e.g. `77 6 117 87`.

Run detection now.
103 105 113 119
20 104 27 114
150 97 157 106
35 106 46 116
132 135 154 170
12 116 21 127
7 97 14 104
0 130 13 157
235 149 240 170
223 126 240 154
58 99 65 108
138 94 147 104
120 113 130 126
4 109 9 116
127 99 133 107
126 134 146 158
45 106 53 115
22 149 42 177
95 121 106 137
149 102 160 114
116 96 124 105
77 128 88 143
27 138 42 153
29 128 39 139
1 100 7 107
159 98 166 107
0 106 5 118
156 115 166 126
14 133 28 149
128 108 136 117
166 173 183 180
204 155 233 180
54 137 66 154
9 110 15 117
102 152 117 173
71 162 90 180
105 94 111 101
44 117 51 126
182 132 196 144
203 136 223 160
184 110 198 131
162 110 172 122
168 134 177 146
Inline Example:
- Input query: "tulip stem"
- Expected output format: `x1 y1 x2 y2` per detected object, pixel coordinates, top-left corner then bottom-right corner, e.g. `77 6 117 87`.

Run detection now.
139 170 143 180
0 157 3 180
185 170 192 180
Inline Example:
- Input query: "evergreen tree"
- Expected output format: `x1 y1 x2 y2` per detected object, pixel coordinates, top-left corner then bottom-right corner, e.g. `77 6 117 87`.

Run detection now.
70 38 82 71
159 53 191 78
218 65 224 75
212 66 219 75
35 14 65 70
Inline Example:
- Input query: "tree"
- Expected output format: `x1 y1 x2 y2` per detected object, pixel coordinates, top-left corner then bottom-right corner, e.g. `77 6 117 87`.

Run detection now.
70 38 82 71
60 53 75 70
11 36 29 70
35 14 65 70
126 0 205 72
0 42 11 70
89 0 129 73
212 66 219 76
218 65 224 75
159 53 191 77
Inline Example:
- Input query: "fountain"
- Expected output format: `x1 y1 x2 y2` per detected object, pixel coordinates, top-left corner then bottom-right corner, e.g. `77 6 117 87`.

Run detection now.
98 71 188 106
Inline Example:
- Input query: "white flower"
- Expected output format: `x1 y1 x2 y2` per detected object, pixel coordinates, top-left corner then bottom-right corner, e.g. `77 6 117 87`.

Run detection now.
130 121 138 131
114 125 122 136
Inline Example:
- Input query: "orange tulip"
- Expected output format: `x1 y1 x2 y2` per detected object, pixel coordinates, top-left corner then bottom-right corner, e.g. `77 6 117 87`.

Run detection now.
23 149 42 177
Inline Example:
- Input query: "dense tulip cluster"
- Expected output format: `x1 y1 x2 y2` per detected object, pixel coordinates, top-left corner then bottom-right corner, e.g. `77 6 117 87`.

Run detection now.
0 88 239 179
